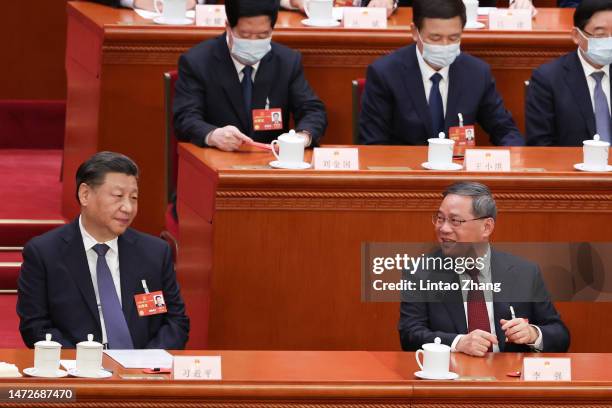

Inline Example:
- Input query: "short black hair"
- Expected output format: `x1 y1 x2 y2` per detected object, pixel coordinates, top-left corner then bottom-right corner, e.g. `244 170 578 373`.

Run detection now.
225 0 280 29
443 181 497 220
574 0 612 31
75 151 139 204
412 0 466 31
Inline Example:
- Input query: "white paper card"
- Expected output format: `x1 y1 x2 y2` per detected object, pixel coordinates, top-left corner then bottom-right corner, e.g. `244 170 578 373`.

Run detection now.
104 349 173 369
195 5 226 27
313 148 359 170
523 357 571 381
134 9 195 20
343 7 387 29
173 356 222 380
488 9 532 30
465 149 511 172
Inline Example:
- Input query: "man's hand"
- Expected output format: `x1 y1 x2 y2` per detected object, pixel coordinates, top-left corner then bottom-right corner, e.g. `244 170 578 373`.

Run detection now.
456 330 498 357
367 0 395 17
134 0 196 11
208 126 253 151
500 318 538 345
509 0 537 17
290 0 306 12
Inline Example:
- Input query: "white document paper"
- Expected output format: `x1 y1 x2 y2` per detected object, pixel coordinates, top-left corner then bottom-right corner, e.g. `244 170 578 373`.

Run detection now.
104 349 173 369
135 9 195 20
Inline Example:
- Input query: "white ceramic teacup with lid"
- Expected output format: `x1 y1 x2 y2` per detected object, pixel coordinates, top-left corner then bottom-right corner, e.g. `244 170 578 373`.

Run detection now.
271 130 306 164
583 134 610 171
34 333 61 376
428 132 455 166
415 337 451 376
76 334 104 377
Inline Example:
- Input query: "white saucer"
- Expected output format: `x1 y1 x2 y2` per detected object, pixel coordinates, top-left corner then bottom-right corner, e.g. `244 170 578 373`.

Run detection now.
421 162 463 171
465 21 485 29
415 370 459 380
301 18 341 27
269 160 311 170
153 16 194 25
67 368 112 379
574 163 612 172
23 367 68 378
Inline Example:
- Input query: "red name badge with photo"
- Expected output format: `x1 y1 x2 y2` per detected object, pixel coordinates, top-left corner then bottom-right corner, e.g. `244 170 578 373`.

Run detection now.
449 125 476 157
252 108 283 132
134 290 167 317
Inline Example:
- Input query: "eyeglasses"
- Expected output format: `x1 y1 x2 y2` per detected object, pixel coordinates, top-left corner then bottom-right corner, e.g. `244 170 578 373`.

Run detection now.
432 214 490 228
578 28 612 40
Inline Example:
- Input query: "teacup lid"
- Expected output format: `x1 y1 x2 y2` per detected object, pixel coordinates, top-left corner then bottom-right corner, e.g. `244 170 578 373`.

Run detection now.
77 334 103 349
277 130 303 143
422 337 450 352
584 134 610 147
34 333 61 349
428 132 454 145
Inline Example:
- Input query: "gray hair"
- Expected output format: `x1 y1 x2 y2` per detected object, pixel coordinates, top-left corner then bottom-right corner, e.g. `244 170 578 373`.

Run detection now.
443 182 497 220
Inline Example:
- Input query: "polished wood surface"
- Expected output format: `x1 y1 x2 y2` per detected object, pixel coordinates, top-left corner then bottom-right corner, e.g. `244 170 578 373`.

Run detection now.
0 350 611 407
177 144 612 351
64 2 577 234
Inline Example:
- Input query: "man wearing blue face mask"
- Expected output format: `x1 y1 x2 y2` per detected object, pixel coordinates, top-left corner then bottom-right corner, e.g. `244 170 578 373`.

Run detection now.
359 0 524 146
526 0 612 146
174 0 327 151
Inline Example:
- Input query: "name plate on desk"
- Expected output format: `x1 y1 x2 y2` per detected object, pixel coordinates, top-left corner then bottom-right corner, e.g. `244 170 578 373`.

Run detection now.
523 357 571 381
173 356 222 380
465 149 511 172
488 9 532 30
195 5 226 27
343 8 387 29
313 148 359 170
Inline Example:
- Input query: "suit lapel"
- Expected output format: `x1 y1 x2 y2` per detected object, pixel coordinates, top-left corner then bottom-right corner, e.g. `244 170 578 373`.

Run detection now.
61 220 101 327
491 250 513 351
118 229 141 342
442 272 468 334
444 60 462 130
214 35 250 130
401 45 433 138
565 51 596 136
252 49 276 111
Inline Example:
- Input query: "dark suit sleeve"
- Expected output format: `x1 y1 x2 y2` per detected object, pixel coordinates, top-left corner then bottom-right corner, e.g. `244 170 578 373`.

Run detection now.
525 67 557 146
86 0 122 7
398 301 458 350
289 53 328 145
476 66 525 146
173 54 218 147
558 0 580 6
17 241 72 348
359 64 394 145
529 265 570 352
145 244 189 349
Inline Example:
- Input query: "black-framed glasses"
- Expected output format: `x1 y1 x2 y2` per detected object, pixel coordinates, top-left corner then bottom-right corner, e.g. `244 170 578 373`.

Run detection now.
432 214 490 228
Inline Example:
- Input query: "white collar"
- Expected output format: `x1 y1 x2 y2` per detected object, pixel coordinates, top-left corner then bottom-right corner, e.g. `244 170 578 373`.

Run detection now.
415 44 450 84
79 215 119 254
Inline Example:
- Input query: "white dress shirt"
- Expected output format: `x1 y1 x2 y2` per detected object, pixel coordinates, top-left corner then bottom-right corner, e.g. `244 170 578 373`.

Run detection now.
449 246 543 353
577 48 611 115
415 45 450 116
79 216 122 345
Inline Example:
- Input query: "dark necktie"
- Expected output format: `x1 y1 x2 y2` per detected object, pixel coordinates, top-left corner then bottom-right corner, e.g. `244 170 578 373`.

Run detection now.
592 71 611 143
466 268 492 351
93 244 134 349
242 65 254 135
429 73 445 137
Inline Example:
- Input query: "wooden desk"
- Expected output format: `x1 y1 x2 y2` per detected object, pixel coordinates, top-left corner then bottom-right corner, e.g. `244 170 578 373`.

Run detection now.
64 3 576 234
177 144 612 351
1 350 612 407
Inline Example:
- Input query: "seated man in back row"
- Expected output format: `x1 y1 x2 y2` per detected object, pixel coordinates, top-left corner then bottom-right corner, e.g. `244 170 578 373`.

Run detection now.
174 0 327 151
399 182 570 355
359 0 524 146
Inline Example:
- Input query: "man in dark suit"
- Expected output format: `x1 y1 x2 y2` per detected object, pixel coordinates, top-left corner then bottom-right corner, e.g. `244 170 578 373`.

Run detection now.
526 0 612 146
399 182 570 356
359 0 524 146
174 0 327 151
17 152 189 349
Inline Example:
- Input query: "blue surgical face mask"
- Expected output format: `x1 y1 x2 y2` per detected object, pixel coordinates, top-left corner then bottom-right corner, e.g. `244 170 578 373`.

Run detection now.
418 30 461 69
578 28 612 67
229 30 272 66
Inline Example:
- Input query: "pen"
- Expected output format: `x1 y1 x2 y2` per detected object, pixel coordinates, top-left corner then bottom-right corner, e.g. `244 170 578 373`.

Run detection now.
510 305 516 320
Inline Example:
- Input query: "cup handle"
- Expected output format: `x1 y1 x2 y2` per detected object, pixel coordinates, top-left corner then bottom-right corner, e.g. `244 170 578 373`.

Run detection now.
154 0 163 14
415 349 424 371
304 0 311 19
270 140 281 161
